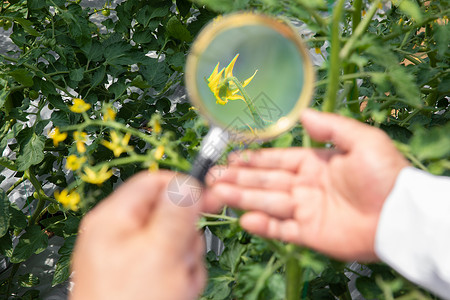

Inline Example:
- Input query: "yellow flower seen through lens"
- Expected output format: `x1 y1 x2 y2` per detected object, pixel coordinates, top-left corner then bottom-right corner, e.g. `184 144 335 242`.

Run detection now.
154 145 164 160
207 54 257 105
49 127 67 147
153 119 161 134
101 131 133 157
81 165 113 185
54 189 80 211
70 98 91 113
65 155 87 171
74 131 88 153
315 47 321 54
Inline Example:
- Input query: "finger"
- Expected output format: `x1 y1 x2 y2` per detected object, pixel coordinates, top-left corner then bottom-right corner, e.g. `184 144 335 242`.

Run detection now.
300 109 383 152
83 171 173 234
240 212 302 245
225 148 309 173
151 173 203 253
210 166 295 192
209 183 296 219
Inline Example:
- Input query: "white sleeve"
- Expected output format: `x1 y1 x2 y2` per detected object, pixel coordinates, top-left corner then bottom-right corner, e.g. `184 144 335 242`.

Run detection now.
375 167 450 299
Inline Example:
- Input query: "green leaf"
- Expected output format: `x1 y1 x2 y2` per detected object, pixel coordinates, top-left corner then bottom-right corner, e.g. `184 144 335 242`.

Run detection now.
0 189 10 237
15 128 46 171
52 236 76 286
410 124 450 160
91 65 106 88
219 239 247 274
0 233 13 257
272 132 293 148
355 276 383 299
11 225 48 263
10 203 28 231
69 68 84 82
166 16 193 42
434 23 450 57
392 0 423 23
388 67 422 108
18 273 40 288
8 69 34 87
203 266 232 300
13 18 39 36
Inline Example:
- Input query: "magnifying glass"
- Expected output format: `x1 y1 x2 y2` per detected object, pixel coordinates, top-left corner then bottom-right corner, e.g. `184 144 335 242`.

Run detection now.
185 13 315 184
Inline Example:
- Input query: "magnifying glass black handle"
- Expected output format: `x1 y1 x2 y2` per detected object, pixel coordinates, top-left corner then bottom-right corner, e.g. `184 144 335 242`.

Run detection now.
190 155 215 185
189 126 229 185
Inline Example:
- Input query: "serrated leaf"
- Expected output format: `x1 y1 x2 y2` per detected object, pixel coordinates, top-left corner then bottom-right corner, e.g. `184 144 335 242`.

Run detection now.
11 225 48 263
91 65 106 88
0 189 10 238
15 128 45 171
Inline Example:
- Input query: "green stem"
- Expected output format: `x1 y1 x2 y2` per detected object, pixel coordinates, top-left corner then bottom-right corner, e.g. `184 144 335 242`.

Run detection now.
6 176 26 195
345 0 362 115
25 168 48 225
201 213 238 221
286 244 302 300
228 77 266 128
6 263 20 297
340 0 382 60
323 0 346 113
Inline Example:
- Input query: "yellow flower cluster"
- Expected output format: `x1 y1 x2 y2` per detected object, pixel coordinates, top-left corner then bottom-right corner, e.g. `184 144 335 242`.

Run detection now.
81 166 113 185
70 98 91 113
154 145 165 160
54 189 80 211
101 131 133 157
103 107 116 121
66 155 87 171
49 127 67 147
74 131 88 153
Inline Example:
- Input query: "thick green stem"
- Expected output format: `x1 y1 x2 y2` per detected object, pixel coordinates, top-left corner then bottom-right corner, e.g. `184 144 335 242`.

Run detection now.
340 0 382 60
6 176 26 195
323 0 346 113
286 244 302 300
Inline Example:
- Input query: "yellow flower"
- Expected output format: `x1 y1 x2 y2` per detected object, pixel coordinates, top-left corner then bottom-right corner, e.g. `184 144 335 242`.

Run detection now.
154 145 165 160
207 53 258 105
148 161 159 172
65 155 87 171
101 131 133 157
153 119 161 134
315 47 321 54
49 127 67 147
81 165 113 185
54 189 80 211
74 131 88 153
103 107 116 121
70 98 91 113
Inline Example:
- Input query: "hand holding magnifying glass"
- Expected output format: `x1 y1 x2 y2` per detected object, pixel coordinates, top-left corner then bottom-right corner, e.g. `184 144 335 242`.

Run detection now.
185 13 315 183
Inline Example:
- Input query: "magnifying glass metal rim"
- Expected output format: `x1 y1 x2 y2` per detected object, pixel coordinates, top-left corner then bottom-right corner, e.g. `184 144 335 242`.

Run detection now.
185 12 316 142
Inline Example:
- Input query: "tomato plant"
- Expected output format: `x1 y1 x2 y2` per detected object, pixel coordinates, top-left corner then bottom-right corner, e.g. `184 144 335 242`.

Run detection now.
0 0 448 299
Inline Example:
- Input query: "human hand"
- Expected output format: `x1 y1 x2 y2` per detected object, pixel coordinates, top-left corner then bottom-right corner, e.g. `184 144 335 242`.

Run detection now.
205 109 409 261
70 171 205 300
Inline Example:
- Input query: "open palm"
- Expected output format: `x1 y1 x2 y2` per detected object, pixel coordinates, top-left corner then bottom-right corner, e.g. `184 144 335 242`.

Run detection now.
205 109 409 261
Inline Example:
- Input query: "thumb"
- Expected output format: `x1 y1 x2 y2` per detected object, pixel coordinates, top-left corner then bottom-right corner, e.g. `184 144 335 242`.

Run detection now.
151 173 203 251
300 109 377 151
